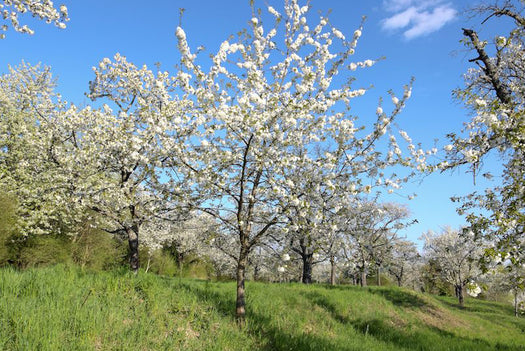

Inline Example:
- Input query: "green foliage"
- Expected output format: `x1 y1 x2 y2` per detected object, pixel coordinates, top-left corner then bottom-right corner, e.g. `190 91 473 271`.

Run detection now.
141 248 178 276
140 248 213 278
0 191 17 266
420 259 455 296
1 265 525 351
18 234 72 268
71 223 127 271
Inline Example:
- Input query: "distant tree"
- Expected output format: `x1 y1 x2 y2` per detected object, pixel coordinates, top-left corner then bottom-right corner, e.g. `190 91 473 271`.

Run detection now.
422 227 483 306
483 254 525 316
501 264 525 316
386 238 420 287
141 213 214 273
340 201 413 287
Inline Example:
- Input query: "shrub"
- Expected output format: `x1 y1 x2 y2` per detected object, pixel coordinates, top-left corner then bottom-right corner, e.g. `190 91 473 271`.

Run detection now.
71 223 127 270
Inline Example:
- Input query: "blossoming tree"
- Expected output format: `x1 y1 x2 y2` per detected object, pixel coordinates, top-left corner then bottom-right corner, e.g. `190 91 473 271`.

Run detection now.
386 237 420 287
173 0 429 324
0 0 69 38
340 200 413 286
61 54 194 272
422 227 483 306
0 62 82 236
442 1 525 266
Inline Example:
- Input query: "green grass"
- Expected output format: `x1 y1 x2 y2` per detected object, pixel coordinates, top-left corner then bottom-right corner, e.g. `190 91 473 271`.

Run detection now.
1 265 524 350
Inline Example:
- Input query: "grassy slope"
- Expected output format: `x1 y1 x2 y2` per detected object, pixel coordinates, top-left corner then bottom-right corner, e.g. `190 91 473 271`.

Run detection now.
1 265 524 351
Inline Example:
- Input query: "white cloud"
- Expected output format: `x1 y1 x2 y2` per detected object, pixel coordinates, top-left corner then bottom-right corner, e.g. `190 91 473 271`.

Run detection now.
381 0 457 39
383 7 419 29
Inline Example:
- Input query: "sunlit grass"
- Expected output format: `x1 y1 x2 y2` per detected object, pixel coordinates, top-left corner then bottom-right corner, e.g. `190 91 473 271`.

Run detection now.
1 265 524 350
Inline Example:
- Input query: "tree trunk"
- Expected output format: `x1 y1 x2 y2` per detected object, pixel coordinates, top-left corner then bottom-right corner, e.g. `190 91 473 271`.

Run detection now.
330 256 336 285
126 225 140 273
236 249 249 327
515 290 519 317
377 265 381 286
302 253 313 284
360 269 367 287
457 284 464 307
398 266 404 287
145 255 151 273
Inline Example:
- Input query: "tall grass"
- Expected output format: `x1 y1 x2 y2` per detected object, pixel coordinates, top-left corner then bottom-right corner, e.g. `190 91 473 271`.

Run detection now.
1 265 524 350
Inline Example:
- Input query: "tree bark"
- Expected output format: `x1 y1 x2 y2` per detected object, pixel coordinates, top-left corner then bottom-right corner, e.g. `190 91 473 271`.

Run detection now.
126 224 140 273
302 253 313 284
330 255 336 285
462 28 512 105
377 265 381 286
457 284 464 307
360 269 367 287
236 249 249 327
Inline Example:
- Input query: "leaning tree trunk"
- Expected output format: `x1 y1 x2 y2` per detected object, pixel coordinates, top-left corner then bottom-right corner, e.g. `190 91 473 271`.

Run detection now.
302 253 314 284
126 224 140 273
330 255 336 285
235 247 249 327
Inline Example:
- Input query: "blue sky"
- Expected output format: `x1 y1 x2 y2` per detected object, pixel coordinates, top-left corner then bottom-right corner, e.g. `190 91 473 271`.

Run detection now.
1 0 510 246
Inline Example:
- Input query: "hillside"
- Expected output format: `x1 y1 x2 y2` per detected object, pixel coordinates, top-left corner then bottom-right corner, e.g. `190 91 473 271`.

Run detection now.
1 265 524 350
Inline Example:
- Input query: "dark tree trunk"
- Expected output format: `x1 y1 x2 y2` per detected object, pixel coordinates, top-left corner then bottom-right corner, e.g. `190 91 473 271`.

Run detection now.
457 284 464 307
377 265 381 286
397 266 404 287
330 256 336 285
360 269 367 287
177 252 184 268
236 248 249 327
302 253 313 284
126 225 140 273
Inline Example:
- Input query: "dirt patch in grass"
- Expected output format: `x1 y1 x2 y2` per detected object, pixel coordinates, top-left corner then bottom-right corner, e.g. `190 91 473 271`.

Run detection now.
413 305 464 331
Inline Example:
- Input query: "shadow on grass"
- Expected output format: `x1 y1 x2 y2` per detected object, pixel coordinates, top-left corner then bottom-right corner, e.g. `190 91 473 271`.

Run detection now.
436 298 525 332
302 290 522 351
174 281 525 351
437 297 516 316
368 287 429 309
177 281 362 351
